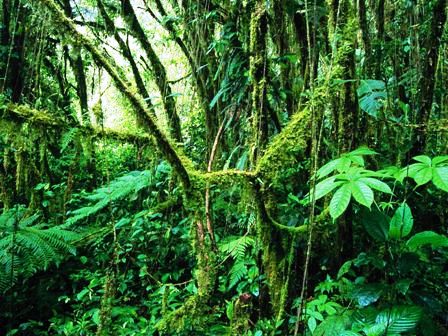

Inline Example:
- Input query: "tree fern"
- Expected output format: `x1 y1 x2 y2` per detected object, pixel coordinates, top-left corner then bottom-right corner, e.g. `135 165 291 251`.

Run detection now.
0 206 79 293
65 170 153 226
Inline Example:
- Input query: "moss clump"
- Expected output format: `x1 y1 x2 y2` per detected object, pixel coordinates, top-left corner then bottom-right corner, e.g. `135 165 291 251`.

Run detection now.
230 295 252 334
256 108 311 191
155 294 210 335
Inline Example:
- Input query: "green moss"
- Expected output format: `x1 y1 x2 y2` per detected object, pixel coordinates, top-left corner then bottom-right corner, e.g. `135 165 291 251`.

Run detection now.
256 108 311 190
155 292 210 334
230 297 251 334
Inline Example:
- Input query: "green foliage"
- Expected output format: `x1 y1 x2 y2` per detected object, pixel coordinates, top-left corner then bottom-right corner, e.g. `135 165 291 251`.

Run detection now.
0 206 79 293
219 235 255 260
65 169 157 226
389 203 413 239
406 231 448 251
357 80 387 118
312 147 392 219
219 235 259 294
401 155 448 191
300 151 448 334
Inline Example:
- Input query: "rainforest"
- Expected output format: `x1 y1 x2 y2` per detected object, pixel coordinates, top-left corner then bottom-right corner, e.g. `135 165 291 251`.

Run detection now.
0 0 447 335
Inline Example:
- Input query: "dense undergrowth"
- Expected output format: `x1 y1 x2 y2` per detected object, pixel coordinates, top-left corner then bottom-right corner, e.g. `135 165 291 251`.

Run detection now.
1 0 448 335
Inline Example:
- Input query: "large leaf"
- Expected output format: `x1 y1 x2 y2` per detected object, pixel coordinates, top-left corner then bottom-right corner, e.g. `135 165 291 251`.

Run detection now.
432 166 448 192
350 181 374 208
432 155 448 166
413 155 431 165
330 184 352 219
375 306 422 334
317 158 341 179
359 207 389 242
413 167 432 186
405 163 427 179
313 177 342 201
389 203 413 239
406 231 448 251
350 284 384 307
359 177 392 194
314 314 352 336
357 80 387 117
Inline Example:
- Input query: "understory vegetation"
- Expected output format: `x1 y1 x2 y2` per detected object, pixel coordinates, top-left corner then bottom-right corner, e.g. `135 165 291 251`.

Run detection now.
0 0 447 335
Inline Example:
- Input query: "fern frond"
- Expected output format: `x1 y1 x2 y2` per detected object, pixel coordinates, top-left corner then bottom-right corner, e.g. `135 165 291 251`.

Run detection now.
0 206 79 293
219 235 255 260
229 260 248 289
65 170 153 226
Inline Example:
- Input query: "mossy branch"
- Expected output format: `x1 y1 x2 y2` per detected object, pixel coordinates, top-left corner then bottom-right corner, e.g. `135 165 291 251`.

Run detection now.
3 103 151 144
256 109 311 182
268 208 330 235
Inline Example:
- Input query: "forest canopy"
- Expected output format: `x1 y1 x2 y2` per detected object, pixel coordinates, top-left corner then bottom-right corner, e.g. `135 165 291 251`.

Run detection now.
0 0 447 335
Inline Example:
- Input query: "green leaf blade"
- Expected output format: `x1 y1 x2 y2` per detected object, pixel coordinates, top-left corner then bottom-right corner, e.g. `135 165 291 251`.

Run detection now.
330 184 352 219
406 231 448 251
359 177 392 194
350 181 374 208
432 166 448 192
389 203 413 239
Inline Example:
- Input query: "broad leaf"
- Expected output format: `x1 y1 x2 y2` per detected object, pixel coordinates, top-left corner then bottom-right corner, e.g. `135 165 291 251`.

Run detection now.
413 166 432 186
432 166 448 192
330 184 352 219
359 207 389 242
350 284 384 307
389 203 413 239
357 80 387 117
405 163 427 179
350 181 374 208
313 177 342 201
359 177 392 194
432 155 448 166
406 231 448 251
349 154 365 167
337 157 352 173
314 314 352 336
375 306 421 334
412 155 431 165
317 159 341 179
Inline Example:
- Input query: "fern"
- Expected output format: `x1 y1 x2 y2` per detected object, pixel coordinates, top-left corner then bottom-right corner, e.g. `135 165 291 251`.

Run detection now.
228 260 248 289
65 170 153 226
0 206 79 293
219 235 255 260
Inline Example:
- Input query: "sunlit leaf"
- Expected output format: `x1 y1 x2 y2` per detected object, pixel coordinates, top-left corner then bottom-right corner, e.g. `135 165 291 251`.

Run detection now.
413 167 432 186
432 166 448 192
412 155 431 165
359 178 392 194
350 181 374 208
406 231 448 251
317 158 341 179
330 184 352 219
